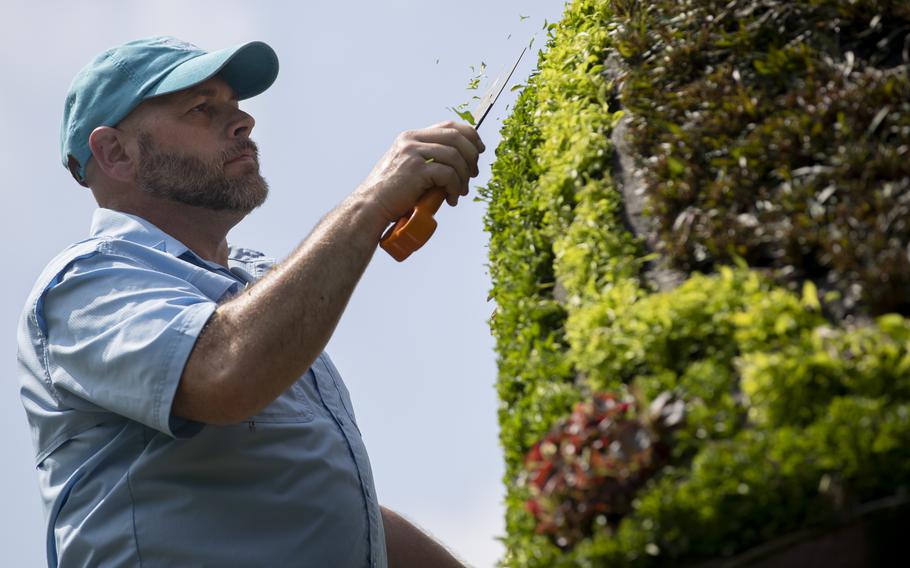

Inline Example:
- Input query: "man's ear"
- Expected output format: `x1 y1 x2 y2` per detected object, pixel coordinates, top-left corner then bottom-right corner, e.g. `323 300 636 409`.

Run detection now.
88 126 137 182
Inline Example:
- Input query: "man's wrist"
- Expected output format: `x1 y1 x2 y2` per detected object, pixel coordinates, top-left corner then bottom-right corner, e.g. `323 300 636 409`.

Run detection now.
348 189 395 241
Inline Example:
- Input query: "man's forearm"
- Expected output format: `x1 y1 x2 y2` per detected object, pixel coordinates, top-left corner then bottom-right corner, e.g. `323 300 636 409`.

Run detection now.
174 121 484 424
174 192 389 424
382 507 466 568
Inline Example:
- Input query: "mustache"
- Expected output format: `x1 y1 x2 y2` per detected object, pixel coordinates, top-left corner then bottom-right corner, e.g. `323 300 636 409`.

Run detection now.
221 139 260 162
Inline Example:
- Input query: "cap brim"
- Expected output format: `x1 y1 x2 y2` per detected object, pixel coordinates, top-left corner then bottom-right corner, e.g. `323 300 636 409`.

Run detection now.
146 41 279 101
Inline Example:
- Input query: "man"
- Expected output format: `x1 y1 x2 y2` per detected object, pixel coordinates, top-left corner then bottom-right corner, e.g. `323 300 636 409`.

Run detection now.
17 36 483 567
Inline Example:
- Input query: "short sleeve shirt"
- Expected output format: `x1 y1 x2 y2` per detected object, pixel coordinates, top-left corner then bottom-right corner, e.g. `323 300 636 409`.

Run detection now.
17 209 387 568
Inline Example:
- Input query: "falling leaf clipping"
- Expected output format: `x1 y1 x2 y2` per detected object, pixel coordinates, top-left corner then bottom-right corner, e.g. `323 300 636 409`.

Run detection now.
447 104 476 126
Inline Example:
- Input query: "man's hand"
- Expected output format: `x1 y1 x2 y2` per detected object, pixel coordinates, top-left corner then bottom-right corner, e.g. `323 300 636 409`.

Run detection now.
355 121 485 223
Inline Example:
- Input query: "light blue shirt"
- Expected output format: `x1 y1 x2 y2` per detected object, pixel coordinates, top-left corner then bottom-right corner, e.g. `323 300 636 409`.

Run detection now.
17 208 387 567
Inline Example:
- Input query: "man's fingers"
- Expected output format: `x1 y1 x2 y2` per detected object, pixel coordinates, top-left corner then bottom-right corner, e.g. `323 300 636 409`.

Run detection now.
424 162 467 206
413 130 479 177
416 142 471 187
430 120 486 153
417 123 484 169
360 122 483 223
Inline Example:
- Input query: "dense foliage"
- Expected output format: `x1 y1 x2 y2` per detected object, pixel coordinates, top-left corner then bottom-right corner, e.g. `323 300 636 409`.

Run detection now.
614 0 910 317
481 0 910 565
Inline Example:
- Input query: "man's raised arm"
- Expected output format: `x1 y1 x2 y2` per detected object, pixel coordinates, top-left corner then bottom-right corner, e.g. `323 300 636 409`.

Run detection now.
173 121 484 424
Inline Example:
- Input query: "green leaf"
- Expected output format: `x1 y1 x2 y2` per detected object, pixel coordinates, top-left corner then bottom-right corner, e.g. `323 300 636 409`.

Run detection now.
467 61 488 91
447 106 476 125
667 156 686 177
801 280 820 311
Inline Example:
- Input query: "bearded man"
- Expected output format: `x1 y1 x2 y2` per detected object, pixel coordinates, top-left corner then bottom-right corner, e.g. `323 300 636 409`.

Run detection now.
17 36 482 568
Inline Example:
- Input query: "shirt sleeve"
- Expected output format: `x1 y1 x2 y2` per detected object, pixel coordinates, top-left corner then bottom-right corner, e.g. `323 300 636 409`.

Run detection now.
41 244 220 437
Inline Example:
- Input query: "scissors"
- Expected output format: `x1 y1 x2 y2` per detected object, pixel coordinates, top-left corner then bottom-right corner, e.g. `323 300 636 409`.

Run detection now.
380 47 528 262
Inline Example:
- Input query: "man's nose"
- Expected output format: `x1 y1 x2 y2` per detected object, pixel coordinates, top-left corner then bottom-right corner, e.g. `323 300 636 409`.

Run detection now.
228 109 255 139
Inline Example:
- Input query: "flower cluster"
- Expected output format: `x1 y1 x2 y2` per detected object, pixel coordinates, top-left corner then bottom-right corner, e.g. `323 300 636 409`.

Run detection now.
523 392 683 549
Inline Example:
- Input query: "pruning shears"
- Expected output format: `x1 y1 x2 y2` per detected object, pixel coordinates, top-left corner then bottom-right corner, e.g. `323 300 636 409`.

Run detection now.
380 47 528 262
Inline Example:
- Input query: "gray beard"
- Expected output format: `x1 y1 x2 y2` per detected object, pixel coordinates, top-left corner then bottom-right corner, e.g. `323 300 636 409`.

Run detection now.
136 132 269 213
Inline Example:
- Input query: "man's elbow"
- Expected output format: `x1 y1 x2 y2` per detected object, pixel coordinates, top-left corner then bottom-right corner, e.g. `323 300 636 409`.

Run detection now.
172 362 262 426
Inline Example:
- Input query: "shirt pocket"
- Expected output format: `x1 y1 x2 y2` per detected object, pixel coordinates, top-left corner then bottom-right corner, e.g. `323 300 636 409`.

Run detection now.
249 381 314 423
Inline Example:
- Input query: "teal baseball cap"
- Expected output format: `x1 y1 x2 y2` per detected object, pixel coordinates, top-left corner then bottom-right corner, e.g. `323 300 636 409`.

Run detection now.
61 36 279 186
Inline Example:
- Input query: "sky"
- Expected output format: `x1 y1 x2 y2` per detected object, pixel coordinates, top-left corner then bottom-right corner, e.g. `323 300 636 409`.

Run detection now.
0 1 568 566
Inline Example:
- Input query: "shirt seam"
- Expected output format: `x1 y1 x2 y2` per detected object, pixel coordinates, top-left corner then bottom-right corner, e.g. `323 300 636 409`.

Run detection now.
311 359 374 566
126 467 144 568
98 239 159 271
36 332 63 409
321 355 361 434
33 239 111 405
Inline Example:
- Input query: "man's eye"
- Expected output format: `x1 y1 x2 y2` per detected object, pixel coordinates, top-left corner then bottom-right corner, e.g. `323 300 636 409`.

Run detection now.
191 103 208 113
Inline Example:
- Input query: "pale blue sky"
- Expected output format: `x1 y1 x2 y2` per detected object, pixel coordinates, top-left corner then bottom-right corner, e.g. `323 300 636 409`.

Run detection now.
1 1 566 566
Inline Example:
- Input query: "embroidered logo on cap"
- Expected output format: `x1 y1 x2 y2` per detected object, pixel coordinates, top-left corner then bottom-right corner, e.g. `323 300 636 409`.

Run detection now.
153 37 200 52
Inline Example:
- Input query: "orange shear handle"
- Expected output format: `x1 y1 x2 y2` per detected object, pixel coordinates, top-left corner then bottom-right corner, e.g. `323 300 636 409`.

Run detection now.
379 187 447 262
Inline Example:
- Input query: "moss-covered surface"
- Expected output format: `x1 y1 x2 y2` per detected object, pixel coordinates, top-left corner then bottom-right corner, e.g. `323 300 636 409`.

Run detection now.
481 0 910 565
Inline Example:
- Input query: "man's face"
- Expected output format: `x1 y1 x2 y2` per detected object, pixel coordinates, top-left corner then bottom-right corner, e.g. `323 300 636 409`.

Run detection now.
129 77 269 213
135 131 268 213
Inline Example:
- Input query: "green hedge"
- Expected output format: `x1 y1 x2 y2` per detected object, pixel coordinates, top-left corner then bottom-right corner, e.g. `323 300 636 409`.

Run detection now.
481 0 910 565
615 0 910 317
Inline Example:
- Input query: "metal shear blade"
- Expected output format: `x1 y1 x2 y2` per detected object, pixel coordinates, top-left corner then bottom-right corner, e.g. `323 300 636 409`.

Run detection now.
473 47 527 129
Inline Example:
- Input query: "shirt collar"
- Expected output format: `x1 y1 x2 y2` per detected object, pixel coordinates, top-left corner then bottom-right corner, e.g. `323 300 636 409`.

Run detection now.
88 208 259 287
90 208 193 258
